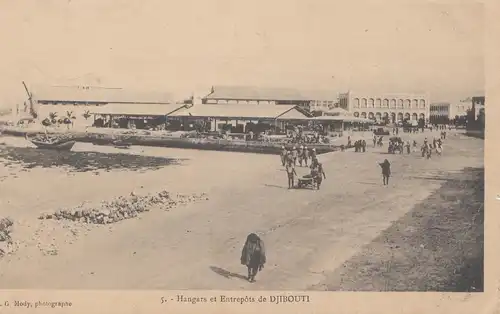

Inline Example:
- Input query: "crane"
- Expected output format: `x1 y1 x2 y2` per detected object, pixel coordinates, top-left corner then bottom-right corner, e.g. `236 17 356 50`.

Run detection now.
22 81 38 119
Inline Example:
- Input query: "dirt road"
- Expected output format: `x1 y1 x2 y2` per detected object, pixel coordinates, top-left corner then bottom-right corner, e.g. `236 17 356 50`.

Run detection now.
0 131 483 290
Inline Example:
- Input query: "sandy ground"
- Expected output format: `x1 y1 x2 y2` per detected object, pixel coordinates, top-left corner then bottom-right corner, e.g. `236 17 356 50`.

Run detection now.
0 130 483 290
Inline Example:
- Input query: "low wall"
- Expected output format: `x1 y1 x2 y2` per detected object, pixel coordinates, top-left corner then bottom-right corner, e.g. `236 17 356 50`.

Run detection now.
0 127 339 155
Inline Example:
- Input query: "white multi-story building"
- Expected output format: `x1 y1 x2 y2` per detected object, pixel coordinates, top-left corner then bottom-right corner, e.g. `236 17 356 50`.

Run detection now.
337 91 430 123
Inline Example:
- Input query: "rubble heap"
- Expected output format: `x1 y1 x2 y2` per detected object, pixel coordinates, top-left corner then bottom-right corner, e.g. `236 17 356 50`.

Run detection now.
39 191 208 225
0 217 14 256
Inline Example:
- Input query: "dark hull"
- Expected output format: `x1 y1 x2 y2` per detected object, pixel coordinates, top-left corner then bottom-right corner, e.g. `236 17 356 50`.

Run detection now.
29 139 76 151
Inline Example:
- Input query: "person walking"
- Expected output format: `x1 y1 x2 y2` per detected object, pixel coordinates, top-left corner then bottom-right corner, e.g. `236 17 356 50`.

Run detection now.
240 233 266 283
298 146 304 166
303 146 309 166
379 159 391 186
291 146 298 166
285 158 297 189
311 148 317 160
373 135 377 147
280 146 287 166
313 161 326 190
362 139 367 152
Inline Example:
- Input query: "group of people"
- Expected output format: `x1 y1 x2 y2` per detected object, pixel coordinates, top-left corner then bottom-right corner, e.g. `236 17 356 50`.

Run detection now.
354 139 367 152
281 145 326 189
387 138 418 155
373 135 384 147
280 145 317 167
421 137 444 159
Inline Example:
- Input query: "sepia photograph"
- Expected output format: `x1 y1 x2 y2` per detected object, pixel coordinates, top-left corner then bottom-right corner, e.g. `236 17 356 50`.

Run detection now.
0 0 485 296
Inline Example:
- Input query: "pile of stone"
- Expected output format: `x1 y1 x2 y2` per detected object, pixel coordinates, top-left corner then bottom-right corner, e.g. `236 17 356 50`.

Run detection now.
0 217 14 256
39 190 208 225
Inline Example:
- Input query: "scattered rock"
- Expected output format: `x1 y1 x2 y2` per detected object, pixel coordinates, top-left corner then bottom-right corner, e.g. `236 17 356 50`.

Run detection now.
0 217 14 257
39 190 208 225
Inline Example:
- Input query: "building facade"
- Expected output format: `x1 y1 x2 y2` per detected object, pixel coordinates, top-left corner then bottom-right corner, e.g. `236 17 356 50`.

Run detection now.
309 99 336 111
338 91 429 123
429 102 451 124
202 86 312 112
450 96 484 120
450 100 472 118
301 90 339 112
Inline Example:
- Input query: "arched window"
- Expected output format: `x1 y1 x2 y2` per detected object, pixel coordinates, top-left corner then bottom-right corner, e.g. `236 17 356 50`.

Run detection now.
405 99 411 108
361 112 367 118
354 112 360 117
412 99 418 109
398 99 404 109
390 99 396 108
369 98 374 108
383 99 389 108
376 98 382 107
354 98 360 108
419 100 426 109
361 98 367 108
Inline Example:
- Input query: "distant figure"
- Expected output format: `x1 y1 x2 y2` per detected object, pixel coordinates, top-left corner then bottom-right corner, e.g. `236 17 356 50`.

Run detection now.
436 142 443 156
302 146 309 166
240 233 266 283
362 139 367 153
426 143 432 159
298 146 304 166
280 146 287 166
405 140 411 154
377 136 384 147
285 159 297 189
373 135 377 147
379 159 391 186
291 147 298 166
311 161 326 190
310 148 317 160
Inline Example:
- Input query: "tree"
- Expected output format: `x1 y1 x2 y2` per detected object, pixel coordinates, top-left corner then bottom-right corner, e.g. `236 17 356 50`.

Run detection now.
83 110 92 120
49 112 58 125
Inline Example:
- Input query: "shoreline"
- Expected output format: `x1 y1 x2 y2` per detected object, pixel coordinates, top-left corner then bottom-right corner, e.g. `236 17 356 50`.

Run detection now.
0 126 343 155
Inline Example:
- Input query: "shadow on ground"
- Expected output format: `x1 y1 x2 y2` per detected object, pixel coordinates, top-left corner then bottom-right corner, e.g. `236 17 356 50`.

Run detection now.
0 145 186 173
210 266 248 281
311 166 484 292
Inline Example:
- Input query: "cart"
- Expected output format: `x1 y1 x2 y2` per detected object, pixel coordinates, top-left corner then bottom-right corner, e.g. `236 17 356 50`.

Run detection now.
296 174 317 189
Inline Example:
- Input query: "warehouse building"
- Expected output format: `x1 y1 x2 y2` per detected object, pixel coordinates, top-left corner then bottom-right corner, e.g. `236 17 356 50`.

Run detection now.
202 85 312 112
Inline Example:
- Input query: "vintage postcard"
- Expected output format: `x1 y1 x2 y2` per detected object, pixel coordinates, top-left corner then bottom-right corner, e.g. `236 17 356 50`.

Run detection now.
0 0 496 313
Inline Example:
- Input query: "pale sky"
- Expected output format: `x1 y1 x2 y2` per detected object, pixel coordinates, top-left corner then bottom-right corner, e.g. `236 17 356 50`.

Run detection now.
0 0 484 106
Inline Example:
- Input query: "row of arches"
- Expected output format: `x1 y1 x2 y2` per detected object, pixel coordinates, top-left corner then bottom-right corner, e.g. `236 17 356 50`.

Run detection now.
353 98 426 109
353 112 425 121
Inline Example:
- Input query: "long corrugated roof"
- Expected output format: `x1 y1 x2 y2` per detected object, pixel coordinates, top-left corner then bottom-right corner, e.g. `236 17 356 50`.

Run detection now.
312 116 374 123
33 85 173 104
170 104 308 119
90 103 187 116
204 86 310 101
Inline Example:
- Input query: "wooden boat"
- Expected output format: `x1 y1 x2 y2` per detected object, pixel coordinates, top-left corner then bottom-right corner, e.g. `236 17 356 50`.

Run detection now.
25 134 76 151
112 139 132 149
